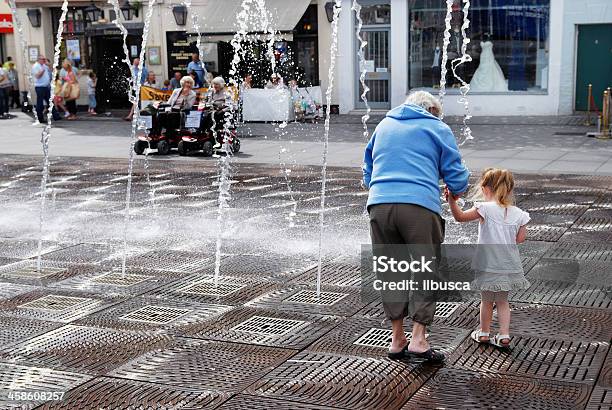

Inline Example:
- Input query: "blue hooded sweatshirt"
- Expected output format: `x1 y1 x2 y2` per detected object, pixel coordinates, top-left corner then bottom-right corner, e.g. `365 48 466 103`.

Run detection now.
363 103 469 215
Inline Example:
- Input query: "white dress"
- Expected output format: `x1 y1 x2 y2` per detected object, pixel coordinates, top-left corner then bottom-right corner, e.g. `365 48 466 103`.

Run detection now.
470 201 531 292
469 41 508 92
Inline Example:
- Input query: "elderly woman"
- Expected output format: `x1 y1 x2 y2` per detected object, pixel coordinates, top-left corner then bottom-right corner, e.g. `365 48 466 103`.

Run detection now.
151 75 196 135
200 76 233 132
363 90 469 363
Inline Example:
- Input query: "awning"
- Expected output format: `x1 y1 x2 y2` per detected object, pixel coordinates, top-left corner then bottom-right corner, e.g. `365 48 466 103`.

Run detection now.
191 0 310 34
85 22 144 37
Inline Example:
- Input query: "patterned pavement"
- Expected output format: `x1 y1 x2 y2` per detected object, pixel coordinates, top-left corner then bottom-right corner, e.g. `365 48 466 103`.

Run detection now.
0 155 610 409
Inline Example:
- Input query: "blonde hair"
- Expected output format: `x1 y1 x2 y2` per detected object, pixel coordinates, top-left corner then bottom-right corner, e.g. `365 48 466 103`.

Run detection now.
479 168 515 207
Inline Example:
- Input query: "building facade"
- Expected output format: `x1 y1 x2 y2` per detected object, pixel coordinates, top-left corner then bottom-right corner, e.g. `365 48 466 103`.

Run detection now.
335 0 612 116
8 0 612 115
9 0 325 109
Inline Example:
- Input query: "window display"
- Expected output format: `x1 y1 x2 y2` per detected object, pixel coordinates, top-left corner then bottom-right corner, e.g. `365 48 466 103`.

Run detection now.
409 0 550 93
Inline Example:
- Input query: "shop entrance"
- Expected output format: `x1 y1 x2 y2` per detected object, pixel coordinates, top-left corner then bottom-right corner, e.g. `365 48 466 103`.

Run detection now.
575 24 612 111
91 37 137 110
355 2 391 110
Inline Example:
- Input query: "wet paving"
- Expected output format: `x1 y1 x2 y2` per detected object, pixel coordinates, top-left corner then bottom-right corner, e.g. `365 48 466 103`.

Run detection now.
0 155 610 409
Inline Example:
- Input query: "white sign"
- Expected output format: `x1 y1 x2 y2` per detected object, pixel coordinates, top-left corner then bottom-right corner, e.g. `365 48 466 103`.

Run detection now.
364 60 375 72
139 115 153 129
376 67 388 73
184 111 201 128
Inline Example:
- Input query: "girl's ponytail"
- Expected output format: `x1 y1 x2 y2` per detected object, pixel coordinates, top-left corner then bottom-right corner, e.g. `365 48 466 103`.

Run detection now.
479 168 515 207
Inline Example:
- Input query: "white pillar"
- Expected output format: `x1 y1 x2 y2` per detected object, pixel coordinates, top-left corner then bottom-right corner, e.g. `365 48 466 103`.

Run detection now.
390 0 408 109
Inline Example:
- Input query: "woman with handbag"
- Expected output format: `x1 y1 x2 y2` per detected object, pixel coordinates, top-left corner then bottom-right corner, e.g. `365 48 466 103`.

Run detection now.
61 60 79 120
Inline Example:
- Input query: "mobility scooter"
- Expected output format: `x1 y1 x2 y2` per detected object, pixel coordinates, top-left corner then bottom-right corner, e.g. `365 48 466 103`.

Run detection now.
134 104 185 155
177 103 241 157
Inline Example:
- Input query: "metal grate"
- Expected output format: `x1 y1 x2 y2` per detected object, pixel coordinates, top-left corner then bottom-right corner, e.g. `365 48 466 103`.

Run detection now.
544 242 612 262
33 377 228 409
217 394 333 410
283 290 348 306
246 351 432 409
231 316 306 336
403 368 591 409
178 281 246 297
0 325 172 375
120 305 191 324
0 362 92 406
449 335 608 384
0 316 62 349
587 387 612 410
18 295 95 311
353 328 412 348
434 302 462 318
91 272 153 287
109 340 294 392
3 266 66 279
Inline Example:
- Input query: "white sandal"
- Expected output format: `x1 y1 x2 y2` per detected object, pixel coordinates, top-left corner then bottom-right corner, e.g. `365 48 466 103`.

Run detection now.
491 334 511 349
470 329 490 344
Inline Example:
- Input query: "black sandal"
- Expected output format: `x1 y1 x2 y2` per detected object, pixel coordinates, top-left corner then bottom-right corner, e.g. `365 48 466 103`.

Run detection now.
387 344 408 360
406 348 445 363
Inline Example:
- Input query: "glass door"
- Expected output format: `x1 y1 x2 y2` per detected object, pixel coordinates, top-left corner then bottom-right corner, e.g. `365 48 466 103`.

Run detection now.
355 3 391 109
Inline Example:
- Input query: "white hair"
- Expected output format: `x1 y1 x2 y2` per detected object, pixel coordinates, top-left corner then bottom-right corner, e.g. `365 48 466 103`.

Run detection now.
212 76 226 87
180 76 194 87
405 91 442 117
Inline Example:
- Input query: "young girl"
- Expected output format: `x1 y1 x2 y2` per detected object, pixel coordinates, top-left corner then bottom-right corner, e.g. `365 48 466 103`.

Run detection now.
87 71 97 115
447 168 530 348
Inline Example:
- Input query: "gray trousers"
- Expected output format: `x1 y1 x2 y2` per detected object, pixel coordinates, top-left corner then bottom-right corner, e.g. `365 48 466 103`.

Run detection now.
369 203 445 325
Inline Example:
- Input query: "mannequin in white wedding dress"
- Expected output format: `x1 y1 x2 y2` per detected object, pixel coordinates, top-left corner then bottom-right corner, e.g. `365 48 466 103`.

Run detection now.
470 41 508 92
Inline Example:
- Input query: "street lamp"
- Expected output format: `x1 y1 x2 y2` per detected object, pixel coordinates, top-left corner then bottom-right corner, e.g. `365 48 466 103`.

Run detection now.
26 8 41 28
172 5 188 26
84 2 103 23
120 0 138 20
324 1 335 23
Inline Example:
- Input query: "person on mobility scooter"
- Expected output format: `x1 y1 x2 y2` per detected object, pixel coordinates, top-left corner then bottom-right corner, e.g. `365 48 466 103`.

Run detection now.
134 76 197 155
178 76 241 156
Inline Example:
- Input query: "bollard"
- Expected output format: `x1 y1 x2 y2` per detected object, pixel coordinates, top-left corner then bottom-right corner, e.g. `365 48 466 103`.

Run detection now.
599 90 610 139
585 84 592 126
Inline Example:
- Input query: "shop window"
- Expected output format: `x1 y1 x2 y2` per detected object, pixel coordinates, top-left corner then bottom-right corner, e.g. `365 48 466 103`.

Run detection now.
409 0 550 93
361 4 391 25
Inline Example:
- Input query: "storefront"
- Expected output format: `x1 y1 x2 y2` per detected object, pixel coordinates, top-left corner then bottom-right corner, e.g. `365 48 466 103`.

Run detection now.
0 2 15 66
336 0 612 116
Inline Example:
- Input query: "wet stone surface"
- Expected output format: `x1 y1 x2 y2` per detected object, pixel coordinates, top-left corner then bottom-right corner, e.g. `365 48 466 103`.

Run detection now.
0 155 610 409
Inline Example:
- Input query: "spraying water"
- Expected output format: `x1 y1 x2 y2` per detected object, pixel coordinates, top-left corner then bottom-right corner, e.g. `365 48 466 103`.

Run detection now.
7 0 35 120
352 0 370 141
316 0 342 297
213 0 280 282
438 0 454 118
112 0 156 275
35 0 69 272
449 0 473 145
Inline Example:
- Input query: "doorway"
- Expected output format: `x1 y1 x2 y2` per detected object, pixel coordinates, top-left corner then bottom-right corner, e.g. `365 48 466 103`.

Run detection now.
91 36 137 110
355 2 391 110
575 24 612 111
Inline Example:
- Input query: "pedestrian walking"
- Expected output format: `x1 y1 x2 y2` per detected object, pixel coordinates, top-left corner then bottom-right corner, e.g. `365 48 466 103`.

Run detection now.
7 62 20 109
61 59 79 120
447 168 530 349
31 55 52 123
363 90 469 363
87 71 97 115
0 65 11 119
